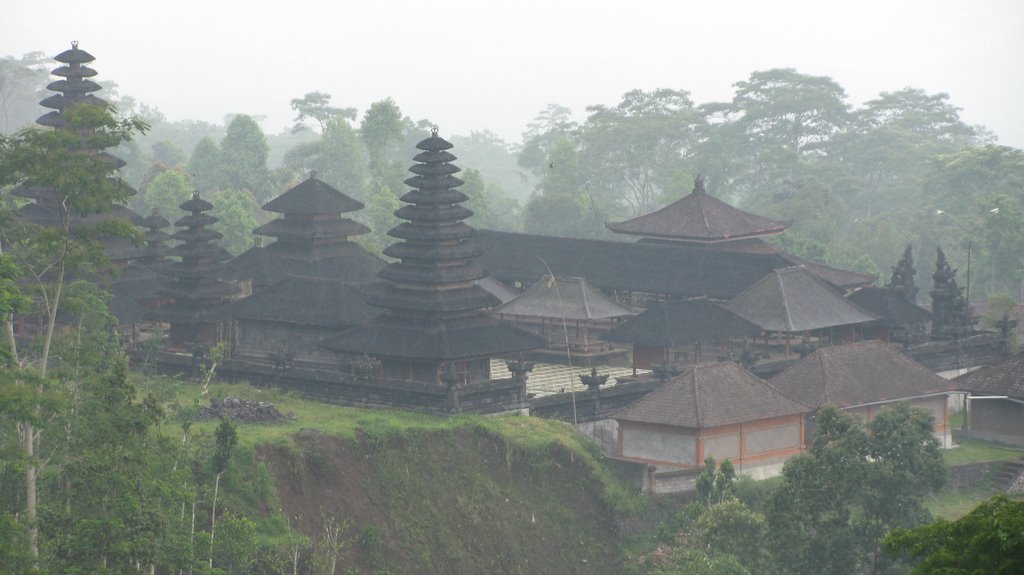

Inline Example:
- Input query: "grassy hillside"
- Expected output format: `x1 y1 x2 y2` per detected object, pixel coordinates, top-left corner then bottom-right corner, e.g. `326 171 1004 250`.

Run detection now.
136 375 643 574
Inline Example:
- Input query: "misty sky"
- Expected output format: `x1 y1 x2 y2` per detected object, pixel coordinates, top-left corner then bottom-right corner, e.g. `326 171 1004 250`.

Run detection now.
4 0 1023 148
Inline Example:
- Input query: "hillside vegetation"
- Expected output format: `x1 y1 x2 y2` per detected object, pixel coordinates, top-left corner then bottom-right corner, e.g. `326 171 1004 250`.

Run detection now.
141 376 644 574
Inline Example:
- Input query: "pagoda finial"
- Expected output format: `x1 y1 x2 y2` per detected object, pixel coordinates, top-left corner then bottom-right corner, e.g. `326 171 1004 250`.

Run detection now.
151 207 160 216
431 125 439 138
192 189 200 200
72 40 79 49
308 170 317 180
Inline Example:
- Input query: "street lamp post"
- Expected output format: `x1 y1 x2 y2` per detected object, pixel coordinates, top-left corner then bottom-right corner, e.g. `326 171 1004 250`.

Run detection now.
935 207 999 314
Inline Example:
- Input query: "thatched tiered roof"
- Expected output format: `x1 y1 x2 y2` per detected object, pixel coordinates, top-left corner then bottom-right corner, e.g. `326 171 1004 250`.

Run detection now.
222 176 383 289
14 43 143 262
149 192 238 326
320 131 544 361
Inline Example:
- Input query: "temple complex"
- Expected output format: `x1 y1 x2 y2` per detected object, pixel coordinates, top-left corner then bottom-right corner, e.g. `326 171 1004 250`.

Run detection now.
14 44 1013 426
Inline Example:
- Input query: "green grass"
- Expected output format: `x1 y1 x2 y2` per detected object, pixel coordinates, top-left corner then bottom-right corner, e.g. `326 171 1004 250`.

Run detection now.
943 435 1024 466
926 480 996 520
928 429 1024 520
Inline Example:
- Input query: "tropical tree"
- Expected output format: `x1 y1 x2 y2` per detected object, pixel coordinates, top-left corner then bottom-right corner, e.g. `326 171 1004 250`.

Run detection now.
519 103 578 177
41 357 192 574
707 68 850 206
0 52 49 135
208 417 238 569
220 114 274 202
188 135 224 192
884 495 1024 575
580 88 704 216
765 404 946 575
0 101 146 560
142 168 192 222
291 91 356 133
211 189 261 256
360 97 405 172
282 116 367 200
522 138 607 238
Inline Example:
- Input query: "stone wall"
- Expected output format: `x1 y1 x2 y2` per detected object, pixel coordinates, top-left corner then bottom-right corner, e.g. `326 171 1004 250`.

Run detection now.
948 462 993 490
529 379 660 422
911 332 1007 372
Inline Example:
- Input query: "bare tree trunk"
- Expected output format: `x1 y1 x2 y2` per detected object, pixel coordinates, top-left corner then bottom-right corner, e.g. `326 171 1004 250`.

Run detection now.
23 422 37 557
209 472 221 569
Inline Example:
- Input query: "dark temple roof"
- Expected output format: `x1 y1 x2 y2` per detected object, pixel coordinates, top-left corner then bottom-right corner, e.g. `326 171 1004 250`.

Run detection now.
780 255 877 290
221 243 384 289
847 286 932 328
218 276 380 327
953 352 1024 398
605 298 762 347
725 266 878 332
616 362 809 428
223 176 380 289
607 178 790 243
477 230 794 300
770 341 954 408
475 276 519 304
495 275 635 320
261 177 365 215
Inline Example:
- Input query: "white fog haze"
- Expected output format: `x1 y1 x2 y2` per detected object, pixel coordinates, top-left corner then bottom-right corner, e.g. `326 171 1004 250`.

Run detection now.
3 0 1023 147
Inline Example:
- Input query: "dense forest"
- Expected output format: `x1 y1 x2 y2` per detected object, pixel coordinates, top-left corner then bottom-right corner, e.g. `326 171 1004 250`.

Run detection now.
4 53 1024 302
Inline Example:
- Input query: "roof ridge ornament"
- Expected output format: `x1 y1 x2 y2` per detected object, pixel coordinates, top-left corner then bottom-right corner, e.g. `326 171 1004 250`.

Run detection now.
72 40 79 49
431 125 439 137
693 174 706 195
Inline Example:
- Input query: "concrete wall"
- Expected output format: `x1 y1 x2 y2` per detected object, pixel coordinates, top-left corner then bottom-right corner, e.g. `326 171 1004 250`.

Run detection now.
700 416 804 480
703 432 740 461
618 422 698 466
650 467 702 495
971 399 1024 446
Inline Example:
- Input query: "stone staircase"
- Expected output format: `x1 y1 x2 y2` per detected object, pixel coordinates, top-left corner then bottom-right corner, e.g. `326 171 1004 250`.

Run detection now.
991 458 1024 494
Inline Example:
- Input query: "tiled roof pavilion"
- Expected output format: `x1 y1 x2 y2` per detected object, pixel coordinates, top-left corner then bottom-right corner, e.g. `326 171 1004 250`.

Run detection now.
607 177 790 244
616 362 809 428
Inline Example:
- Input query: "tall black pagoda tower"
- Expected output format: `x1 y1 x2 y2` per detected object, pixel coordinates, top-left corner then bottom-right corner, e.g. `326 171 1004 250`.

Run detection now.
150 192 239 349
14 43 143 257
321 131 543 412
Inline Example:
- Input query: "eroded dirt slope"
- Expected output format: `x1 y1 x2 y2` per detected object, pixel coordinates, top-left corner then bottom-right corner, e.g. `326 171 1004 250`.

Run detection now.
260 428 624 574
